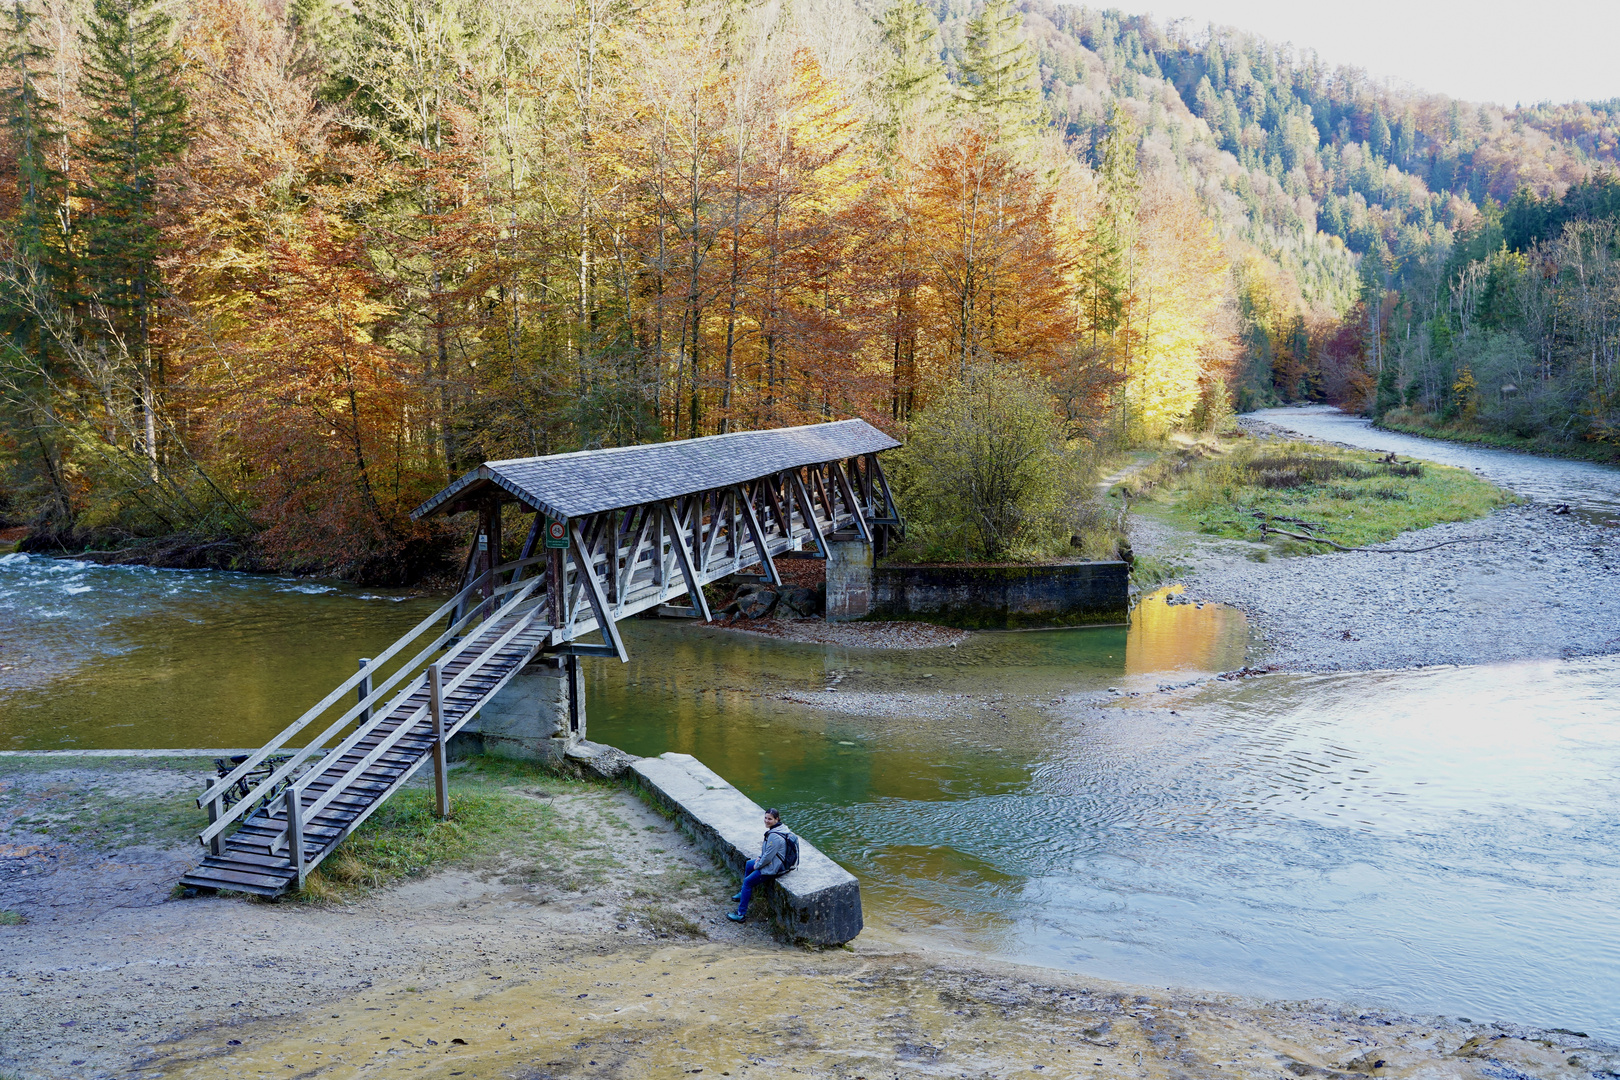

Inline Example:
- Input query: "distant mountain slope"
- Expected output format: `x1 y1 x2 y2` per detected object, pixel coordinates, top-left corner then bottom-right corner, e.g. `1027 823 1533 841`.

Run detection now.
930 5 1616 291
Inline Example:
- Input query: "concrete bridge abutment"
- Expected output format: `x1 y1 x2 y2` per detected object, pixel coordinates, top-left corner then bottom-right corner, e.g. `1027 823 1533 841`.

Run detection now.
452 656 587 763
823 534 874 621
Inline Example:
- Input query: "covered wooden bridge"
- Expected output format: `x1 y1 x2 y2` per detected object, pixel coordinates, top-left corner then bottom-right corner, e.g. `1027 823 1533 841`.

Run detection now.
181 419 902 897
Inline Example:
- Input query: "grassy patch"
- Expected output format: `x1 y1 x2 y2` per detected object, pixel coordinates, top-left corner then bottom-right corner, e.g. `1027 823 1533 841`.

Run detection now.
0 909 24 926
1128 555 1187 589
1127 438 1512 551
296 755 604 903
621 866 716 938
623 902 708 938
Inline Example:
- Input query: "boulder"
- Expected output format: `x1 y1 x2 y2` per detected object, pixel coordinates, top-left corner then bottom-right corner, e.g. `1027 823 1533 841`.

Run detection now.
736 587 778 619
779 585 822 616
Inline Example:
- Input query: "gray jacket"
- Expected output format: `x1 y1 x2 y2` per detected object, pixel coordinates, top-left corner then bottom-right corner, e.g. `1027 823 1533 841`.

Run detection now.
756 824 791 877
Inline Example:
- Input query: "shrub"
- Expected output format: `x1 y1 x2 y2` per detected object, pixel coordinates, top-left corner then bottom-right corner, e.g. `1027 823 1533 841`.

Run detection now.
892 365 1076 562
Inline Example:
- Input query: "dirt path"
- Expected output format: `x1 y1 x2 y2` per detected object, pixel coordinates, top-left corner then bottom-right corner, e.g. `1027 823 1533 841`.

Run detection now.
4 757 1616 1079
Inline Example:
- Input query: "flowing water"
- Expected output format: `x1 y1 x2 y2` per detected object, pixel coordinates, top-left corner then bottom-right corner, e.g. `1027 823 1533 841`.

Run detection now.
4 416 1619 1038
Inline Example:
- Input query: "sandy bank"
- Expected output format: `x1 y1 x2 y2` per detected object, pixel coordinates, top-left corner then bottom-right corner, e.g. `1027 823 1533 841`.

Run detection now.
701 615 970 650
3 757 1615 1079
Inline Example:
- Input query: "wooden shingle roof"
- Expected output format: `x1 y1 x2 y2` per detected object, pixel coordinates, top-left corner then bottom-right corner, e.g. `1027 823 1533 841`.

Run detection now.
411 418 900 521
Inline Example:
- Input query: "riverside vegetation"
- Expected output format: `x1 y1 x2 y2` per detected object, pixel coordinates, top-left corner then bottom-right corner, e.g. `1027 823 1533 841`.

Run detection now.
1121 436 1512 555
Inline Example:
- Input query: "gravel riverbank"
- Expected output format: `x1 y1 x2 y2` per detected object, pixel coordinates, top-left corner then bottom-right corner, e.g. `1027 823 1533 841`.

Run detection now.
1131 420 1620 672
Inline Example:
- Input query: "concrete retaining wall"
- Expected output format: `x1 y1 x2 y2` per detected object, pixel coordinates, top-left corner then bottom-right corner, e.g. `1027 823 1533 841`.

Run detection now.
870 561 1129 629
629 752 863 946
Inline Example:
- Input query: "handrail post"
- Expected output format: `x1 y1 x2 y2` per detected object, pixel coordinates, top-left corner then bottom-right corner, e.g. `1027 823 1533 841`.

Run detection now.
429 663 449 820
286 786 305 889
205 792 224 856
357 658 372 724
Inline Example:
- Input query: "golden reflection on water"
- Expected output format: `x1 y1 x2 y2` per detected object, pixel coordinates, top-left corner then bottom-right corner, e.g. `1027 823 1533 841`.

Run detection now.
1126 586 1249 676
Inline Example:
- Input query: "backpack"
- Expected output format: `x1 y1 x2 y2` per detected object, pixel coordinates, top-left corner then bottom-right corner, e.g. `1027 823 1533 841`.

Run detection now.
766 828 800 876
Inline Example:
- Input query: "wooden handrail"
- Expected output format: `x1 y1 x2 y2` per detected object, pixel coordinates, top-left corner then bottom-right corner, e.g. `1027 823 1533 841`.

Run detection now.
197 587 548 847
204 581 547 851
271 596 548 852
195 562 547 837
198 569 489 807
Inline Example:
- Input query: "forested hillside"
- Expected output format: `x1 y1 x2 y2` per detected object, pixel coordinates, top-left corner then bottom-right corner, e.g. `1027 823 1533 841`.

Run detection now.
0 0 1614 579
996 5 1620 446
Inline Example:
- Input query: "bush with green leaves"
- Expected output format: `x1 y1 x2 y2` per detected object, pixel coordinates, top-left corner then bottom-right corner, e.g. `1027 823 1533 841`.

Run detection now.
891 366 1082 561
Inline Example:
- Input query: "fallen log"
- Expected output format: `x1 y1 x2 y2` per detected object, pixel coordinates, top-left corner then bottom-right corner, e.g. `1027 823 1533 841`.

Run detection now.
1258 523 1504 554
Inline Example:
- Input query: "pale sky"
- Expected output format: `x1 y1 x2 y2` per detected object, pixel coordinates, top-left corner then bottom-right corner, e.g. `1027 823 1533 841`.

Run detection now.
1138 0 1620 107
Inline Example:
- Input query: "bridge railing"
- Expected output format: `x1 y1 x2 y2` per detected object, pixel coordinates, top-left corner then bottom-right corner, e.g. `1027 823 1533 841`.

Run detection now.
194 556 547 852
267 579 551 860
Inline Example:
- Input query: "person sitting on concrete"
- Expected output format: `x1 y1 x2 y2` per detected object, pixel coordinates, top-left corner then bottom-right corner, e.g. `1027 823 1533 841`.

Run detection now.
727 808 791 923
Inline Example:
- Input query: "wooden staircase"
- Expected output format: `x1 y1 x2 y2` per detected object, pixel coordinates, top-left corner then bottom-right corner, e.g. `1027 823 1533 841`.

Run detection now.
182 564 552 897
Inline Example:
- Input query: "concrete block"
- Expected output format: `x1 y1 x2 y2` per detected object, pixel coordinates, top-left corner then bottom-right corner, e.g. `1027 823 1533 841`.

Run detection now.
460 659 585 762
630 752 863 945
824 536 873 621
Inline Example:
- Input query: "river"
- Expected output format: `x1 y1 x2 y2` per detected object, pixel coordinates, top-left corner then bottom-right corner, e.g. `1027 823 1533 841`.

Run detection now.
3 411 1619 1039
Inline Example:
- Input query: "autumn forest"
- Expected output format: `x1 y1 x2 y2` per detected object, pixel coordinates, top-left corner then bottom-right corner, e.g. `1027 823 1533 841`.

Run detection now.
0 0 1616 579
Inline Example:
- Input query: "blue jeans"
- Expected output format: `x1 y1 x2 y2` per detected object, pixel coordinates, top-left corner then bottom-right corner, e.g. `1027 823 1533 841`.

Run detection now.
737 859 768 915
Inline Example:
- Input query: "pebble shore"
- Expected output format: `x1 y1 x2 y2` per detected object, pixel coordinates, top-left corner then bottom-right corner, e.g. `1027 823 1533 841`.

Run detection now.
1134 480 1620 673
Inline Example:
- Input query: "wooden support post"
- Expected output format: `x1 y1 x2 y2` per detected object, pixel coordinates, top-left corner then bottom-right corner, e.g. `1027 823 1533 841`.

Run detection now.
487 500 502 590
570 520 630 662
285 786 305 888
357 657 372 724
662 500 712 620
429 663 449 820
205 793 223 856
738 487 781 586
548 547 563 628
566 654 580 734
514 512 543 583
834 461 871 541
763 476 790 545
790 470 829 557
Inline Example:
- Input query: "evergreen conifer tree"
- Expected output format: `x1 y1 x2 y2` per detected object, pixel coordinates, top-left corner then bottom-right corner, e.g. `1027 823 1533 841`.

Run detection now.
0 0 72 525
77 0 190 467
876 0 950 149
958 0 1041 136
3 0 62 271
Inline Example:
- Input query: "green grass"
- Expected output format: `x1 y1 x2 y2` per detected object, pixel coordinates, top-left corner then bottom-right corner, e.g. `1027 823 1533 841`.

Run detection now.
0 909 24 926
296 755 603 902
1128 438 1513 551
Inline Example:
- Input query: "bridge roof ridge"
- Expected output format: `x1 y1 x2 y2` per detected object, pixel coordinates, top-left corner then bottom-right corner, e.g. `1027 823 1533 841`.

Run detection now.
411 417 899 521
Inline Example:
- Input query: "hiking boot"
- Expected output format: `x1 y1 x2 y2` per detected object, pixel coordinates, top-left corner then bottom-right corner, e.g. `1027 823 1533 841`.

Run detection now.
726 911 746 923
731 892 742 902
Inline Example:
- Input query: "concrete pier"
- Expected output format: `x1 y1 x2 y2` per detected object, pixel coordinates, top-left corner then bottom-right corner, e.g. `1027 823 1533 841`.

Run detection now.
453 657 586 763
824 535 874 621
630 752 863 946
